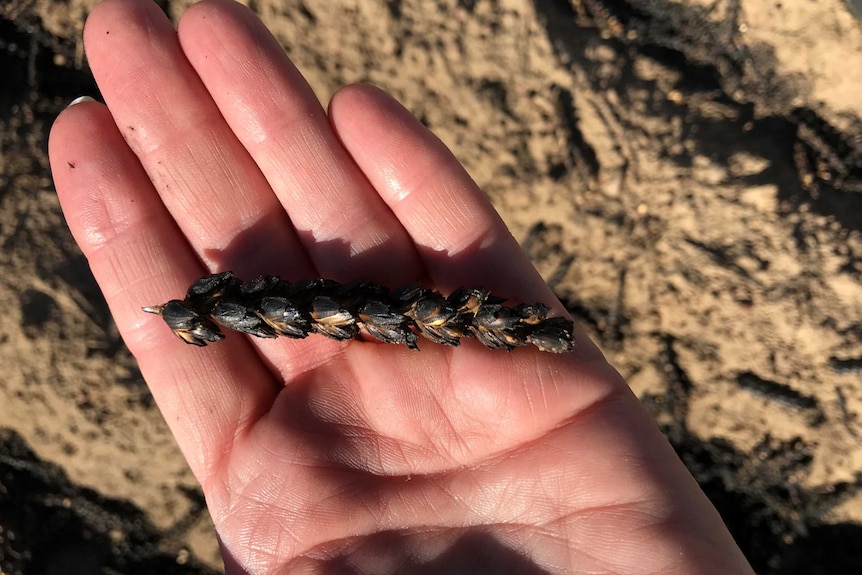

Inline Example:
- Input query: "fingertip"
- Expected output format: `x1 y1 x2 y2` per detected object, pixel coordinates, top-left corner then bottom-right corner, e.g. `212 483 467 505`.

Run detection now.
178 0 249 26
329 82 497 258
65 95 99 108
49 97 111 188
329 83 417 150
51 94 105 134
84 0 152 46
83 0 176 96
176 0 218 33
330 82 459 212
329 83 389 113
329 83 402 164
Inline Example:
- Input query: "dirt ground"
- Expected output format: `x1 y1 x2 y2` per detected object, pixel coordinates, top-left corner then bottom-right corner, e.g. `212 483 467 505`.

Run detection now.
1 0 861 573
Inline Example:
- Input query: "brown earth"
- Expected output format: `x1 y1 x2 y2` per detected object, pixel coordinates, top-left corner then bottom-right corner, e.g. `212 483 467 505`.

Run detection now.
2 0 862 573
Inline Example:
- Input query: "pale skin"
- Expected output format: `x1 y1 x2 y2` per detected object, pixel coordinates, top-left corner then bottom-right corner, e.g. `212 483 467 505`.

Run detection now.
48 0 756 573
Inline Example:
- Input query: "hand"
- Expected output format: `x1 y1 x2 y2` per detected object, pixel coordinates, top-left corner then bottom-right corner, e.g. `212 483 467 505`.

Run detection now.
49 0 754 573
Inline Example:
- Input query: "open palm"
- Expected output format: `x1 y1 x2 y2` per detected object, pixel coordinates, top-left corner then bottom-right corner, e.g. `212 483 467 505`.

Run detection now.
49 0 753 573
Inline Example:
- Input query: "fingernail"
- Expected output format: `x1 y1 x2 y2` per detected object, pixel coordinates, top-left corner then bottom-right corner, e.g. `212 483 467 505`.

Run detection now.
66 95 97 108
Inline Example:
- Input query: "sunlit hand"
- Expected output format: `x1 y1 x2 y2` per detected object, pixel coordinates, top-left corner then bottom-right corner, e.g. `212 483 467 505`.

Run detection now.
49 0 754 573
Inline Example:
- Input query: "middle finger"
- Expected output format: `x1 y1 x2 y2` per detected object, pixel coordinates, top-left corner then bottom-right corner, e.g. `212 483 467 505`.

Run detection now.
84 0 312 280
177 0 423 286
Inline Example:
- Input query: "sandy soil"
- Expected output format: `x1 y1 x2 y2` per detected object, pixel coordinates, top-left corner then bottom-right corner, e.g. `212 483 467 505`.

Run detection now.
1 0 861 573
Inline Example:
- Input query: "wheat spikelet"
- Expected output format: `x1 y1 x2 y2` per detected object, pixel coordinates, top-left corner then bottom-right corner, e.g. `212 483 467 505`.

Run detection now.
142 272 575 353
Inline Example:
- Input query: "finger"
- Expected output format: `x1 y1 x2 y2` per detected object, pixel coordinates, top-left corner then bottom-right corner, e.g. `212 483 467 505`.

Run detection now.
330 88 554 292
328 85 552 296
83 0 312 280
330 85 601 359
49 99 279 480
177 0 422 285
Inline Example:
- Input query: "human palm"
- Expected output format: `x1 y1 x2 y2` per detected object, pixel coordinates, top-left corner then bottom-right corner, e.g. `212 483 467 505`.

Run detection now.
49 0 754 573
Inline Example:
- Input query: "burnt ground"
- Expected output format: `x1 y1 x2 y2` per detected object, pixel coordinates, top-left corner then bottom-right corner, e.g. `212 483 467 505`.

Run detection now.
2 0 862 573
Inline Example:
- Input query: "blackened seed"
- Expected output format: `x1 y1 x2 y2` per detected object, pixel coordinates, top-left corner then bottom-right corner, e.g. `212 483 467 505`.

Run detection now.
471 324 514 350
359 300 406 327
313 322 360 340
284 279 315 303
528 331 574 353
414 322 462 346
515 303 549 323
176 331 209 346
187 271 236 301
211 301 278 338
411 297 456 326
240 275 283 297
339 279 388 303
402 332 420 349
311 296 355 325
448 287 500 315
363 322 419 348
470 306 526 348
210 301 245 322
474 305 520 331
160 300 203 330
257 296 310 338
258 296 291 318
186 324 226 345
392 284 429 307
158 300 225 345
527 317 575 353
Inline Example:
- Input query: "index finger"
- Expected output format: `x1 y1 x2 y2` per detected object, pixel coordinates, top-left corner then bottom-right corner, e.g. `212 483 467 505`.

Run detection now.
48 100 279 481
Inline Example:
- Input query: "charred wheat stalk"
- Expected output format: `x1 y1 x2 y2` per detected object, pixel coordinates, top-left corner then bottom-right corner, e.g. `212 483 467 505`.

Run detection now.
142 272 575 353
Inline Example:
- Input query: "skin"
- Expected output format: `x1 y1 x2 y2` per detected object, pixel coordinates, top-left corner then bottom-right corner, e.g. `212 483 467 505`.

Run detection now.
48 0 757 573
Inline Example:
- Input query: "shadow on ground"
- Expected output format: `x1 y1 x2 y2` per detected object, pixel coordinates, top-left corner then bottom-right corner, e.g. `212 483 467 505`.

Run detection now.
0 428 218 575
